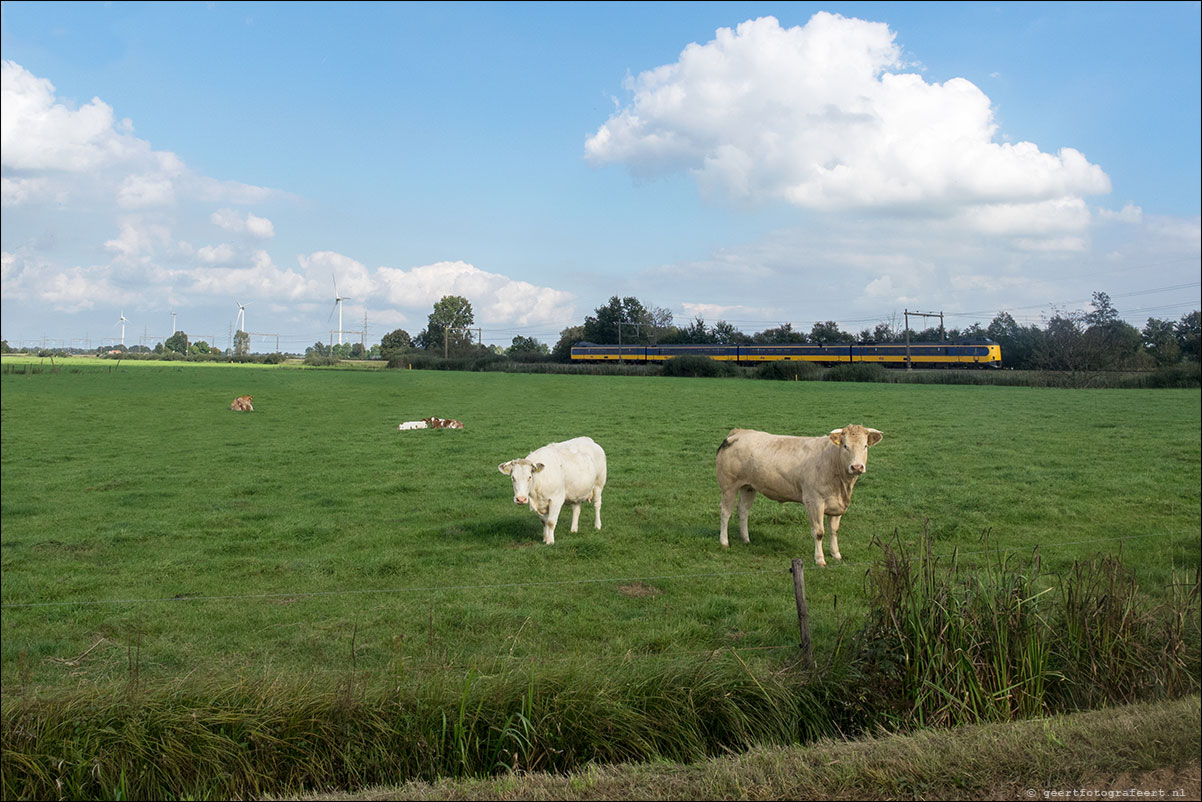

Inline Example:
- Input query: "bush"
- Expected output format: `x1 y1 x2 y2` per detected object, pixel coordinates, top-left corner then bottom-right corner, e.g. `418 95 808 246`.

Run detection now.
756 361 823 381
391 353 509 372
823 363 890 383
1124 362 1202 389
660 355 738 378
263 352 287 365
469 354 508 371
303 353 340 367
507 351 553 364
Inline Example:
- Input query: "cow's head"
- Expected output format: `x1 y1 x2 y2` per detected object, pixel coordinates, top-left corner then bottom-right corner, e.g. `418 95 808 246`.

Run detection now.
828 425 883 476
498 459 545 505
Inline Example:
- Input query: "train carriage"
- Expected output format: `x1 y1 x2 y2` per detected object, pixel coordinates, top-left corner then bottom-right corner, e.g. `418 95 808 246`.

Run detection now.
645 344 740 361
571 340 1002 367
569 344 648 361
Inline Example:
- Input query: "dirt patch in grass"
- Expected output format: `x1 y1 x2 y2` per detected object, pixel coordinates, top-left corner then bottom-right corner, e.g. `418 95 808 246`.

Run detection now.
617 582 662 598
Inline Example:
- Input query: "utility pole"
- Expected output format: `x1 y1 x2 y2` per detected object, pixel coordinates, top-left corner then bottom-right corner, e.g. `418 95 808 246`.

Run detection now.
444 326 481 357
617 321 641 364
903 309 945 369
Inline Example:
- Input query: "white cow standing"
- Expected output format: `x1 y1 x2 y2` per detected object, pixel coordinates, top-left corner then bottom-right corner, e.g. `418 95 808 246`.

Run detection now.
499 437 607 545
716 424 883 566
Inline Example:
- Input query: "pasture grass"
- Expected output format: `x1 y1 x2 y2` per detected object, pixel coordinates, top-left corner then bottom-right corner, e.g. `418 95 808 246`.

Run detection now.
1 362 1200 797
1 363 1198 690
2 533 1196 800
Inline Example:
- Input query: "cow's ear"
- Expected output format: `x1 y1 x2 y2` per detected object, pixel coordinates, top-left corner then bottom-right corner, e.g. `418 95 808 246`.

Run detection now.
498 461 513 475
866 428 883 446
828 430 843 446
532 462 546 473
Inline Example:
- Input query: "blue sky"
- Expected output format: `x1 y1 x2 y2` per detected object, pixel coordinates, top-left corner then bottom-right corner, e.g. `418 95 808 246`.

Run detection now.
2 1 1199 351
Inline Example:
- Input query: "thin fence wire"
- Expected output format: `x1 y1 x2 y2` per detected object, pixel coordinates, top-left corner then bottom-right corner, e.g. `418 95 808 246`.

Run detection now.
2 529 1193 610
0 529 1196 694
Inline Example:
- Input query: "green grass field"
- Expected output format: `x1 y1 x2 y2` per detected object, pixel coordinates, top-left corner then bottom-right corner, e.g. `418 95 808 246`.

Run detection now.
2 359 1199 691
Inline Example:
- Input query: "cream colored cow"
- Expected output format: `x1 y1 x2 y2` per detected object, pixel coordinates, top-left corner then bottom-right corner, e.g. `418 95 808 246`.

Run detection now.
499 437 607 545
716 425 883 565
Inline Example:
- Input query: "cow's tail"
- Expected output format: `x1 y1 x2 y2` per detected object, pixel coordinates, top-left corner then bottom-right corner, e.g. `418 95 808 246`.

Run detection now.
717 430 740 454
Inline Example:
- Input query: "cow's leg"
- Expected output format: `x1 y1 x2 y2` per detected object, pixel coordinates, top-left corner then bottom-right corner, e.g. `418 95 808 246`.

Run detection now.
828 514 843 562
569 502 582 533
592 484 603 530
718 484 738 547
806 500 828 566
737 486 756 544
542 499 564 545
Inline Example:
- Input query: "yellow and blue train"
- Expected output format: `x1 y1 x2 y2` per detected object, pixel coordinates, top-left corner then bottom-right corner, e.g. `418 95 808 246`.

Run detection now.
570 339 1003 367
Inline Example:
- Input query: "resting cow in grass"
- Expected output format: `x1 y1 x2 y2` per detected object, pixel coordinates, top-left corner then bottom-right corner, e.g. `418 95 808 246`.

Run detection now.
716 425 883 566
230 395 254 411
423 417 464 429
499 437 607 545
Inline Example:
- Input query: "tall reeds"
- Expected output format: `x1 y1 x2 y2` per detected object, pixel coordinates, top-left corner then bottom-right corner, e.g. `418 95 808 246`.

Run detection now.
857 528 1201 729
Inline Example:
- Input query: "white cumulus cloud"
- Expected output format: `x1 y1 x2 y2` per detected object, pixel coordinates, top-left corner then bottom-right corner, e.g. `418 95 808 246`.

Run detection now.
1 60 275 210
1 59 142 172
186 249 309 301
680 302 777 321
375 260 576 327
211 208 275 239
586 13 1111 238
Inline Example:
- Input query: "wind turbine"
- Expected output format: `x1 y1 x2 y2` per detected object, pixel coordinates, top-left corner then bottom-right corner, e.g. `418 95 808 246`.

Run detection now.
233 298 247 333
170 310 177 335
115 312 128 347
328 274 352 345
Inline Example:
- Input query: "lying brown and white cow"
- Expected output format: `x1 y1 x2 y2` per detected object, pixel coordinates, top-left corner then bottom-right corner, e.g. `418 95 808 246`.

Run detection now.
230 395 254 411
398 417 464 431
499 436 607 545
716 425 883 565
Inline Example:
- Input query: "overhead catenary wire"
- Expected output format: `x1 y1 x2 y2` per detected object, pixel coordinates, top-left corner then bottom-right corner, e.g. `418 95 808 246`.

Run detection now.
8 276 1199 351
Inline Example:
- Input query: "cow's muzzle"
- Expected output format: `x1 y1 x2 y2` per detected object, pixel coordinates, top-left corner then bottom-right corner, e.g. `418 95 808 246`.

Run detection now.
515 496 528 505
849 464 866 475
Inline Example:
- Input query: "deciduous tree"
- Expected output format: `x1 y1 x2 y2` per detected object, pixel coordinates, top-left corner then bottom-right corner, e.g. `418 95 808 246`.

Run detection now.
417 296 475 356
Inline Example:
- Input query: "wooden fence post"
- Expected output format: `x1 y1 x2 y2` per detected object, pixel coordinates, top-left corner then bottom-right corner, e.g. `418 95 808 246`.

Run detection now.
790 558 814 668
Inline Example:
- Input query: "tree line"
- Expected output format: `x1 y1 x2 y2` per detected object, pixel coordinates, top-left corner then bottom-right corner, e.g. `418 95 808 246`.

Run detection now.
6 290 1195 372
374 291 1200 371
